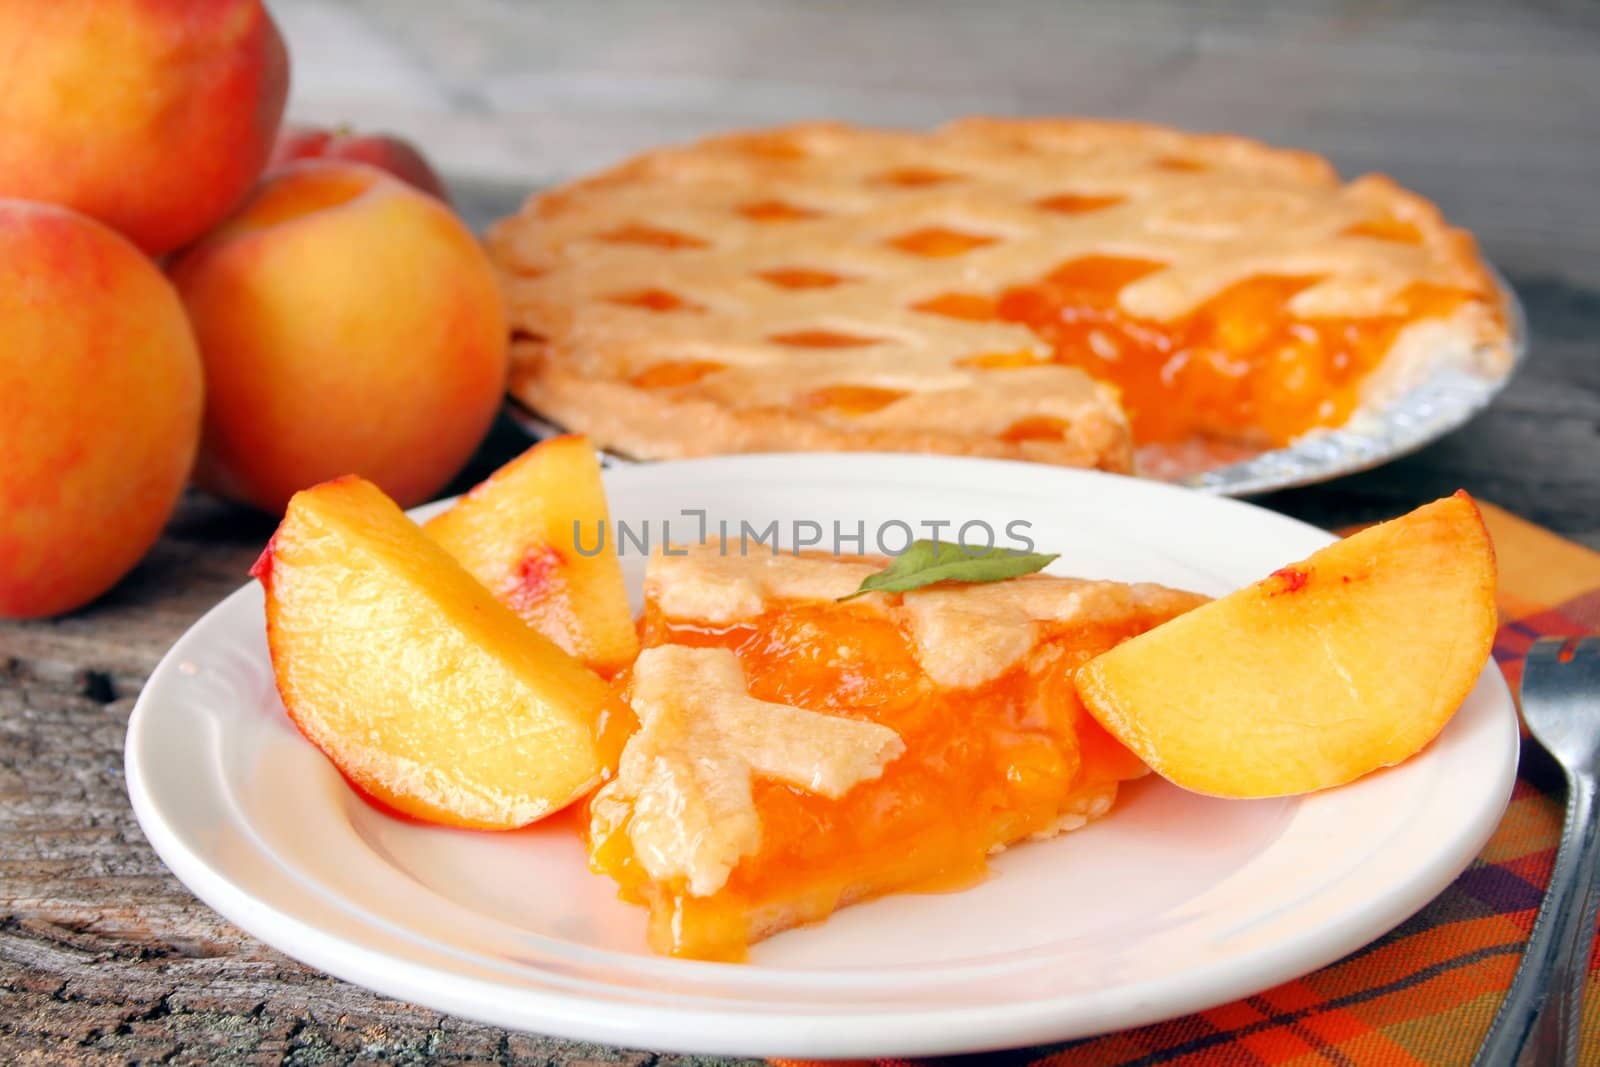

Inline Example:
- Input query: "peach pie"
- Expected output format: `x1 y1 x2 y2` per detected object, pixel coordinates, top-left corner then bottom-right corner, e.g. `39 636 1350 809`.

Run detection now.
585 543 1207 960
490 119 1509 473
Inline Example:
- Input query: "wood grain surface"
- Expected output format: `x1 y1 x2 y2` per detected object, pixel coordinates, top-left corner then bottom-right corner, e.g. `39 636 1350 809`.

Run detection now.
4 1 1599 1063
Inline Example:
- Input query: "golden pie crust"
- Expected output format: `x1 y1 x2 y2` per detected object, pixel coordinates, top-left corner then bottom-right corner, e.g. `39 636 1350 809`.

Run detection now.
490 119 1508 472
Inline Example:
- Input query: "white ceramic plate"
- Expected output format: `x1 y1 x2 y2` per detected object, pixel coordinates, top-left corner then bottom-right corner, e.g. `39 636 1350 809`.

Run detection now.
125 455 1518 1059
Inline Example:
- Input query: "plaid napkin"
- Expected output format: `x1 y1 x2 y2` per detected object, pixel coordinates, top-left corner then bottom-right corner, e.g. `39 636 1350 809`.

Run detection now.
776 502 1600 1067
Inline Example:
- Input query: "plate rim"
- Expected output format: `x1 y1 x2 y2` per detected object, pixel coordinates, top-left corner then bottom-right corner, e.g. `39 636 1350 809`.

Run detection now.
125 454 1521 1057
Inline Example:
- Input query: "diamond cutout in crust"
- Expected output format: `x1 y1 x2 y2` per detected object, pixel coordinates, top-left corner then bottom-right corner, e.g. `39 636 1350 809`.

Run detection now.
607 289 700 312
874 166 962 188
768 329 882 348
598 223 707 249
630 361 727 389
913 293 998 321
757 267 851 290
1036 193 1125 215
739 200 820 223
801 385 908 415
886 227 998 258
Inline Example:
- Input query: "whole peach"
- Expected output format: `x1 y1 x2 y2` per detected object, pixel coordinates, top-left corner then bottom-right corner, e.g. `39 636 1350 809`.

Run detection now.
0 200 203 618
0 0 289 254
169 162 508 513
269 124 451 203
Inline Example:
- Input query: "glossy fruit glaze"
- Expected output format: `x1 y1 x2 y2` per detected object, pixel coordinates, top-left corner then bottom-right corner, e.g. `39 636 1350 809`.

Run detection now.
586 595 1165 961
922 255 1474 445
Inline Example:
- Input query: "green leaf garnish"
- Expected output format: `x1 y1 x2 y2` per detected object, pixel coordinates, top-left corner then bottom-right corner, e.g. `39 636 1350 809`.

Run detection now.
838 540 1059 600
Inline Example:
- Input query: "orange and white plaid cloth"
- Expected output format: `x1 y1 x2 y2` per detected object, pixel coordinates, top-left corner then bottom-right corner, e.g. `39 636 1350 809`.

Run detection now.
777 503 1600 1067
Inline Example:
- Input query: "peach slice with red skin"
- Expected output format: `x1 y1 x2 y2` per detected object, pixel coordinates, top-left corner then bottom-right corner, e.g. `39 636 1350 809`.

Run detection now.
255 476 611 829
423 435 639 675
1074 492 1497 798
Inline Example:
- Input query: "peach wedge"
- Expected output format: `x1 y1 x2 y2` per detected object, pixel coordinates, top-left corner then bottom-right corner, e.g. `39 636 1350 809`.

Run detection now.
1074 493 1497 798
423 435 638 674
254 476 611 829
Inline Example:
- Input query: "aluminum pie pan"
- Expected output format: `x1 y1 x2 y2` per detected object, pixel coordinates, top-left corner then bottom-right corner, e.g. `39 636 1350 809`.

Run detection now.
506 272 1526 498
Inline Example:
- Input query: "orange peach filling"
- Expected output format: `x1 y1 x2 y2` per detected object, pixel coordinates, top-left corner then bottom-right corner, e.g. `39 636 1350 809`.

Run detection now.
587 601 1150 961
926 256 1474 445
801 384 907 415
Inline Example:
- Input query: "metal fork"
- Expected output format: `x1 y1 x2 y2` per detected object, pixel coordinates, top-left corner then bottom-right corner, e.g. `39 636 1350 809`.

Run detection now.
1475 636 1600 1067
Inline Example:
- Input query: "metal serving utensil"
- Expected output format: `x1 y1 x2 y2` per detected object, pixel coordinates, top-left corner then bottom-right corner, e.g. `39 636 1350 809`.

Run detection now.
1475 636 1600 1066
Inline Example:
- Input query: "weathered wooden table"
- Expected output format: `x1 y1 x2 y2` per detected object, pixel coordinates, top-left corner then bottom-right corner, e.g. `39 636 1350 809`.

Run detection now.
4 1 1599 1062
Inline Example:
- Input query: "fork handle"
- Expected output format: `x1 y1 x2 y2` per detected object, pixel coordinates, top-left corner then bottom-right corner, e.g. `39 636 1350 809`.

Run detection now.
1531 773 1600 1066
1474 775 1600 1067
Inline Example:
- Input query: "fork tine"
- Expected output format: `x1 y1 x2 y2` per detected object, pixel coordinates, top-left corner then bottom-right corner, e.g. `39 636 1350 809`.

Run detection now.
1524 637 1568 668
1571 635 1600 662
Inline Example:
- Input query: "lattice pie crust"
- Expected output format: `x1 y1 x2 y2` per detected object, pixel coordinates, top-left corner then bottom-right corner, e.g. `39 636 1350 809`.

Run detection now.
490 119 1507 473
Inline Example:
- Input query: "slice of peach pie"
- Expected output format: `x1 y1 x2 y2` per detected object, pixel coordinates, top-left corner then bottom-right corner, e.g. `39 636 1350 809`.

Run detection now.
250 438 1495 964
585 543 1208 960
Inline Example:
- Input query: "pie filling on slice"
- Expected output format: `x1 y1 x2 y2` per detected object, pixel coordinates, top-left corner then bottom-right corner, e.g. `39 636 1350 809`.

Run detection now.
585 545 1208 961
966 259 1477 446
492 119 1510 473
